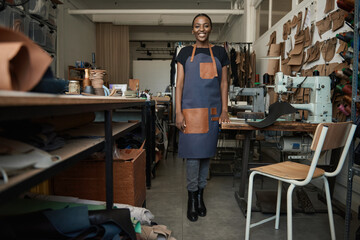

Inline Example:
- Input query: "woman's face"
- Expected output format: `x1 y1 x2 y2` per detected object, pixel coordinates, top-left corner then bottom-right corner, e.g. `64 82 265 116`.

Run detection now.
192 16 212 43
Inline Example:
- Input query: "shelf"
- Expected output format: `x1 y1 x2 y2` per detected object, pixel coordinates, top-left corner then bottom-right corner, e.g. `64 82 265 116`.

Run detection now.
0 91 146 121
0 121 141 204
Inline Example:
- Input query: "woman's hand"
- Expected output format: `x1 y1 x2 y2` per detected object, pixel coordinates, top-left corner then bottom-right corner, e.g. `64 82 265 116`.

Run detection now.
176 112 186 132
219 111 230 124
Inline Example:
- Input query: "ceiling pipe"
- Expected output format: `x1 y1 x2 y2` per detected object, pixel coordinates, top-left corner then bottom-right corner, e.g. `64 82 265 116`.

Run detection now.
68 9 244 15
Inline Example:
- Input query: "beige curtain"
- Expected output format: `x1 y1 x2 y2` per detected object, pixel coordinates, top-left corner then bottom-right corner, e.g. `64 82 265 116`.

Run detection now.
96 23 129 84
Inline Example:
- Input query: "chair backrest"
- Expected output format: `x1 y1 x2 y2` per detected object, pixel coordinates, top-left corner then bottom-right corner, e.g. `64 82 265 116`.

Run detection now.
310 122 353 151
308 122 356 179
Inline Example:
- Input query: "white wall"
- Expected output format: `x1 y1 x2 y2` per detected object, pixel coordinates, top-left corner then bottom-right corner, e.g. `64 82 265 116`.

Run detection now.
57 0 96 79
253 0 352 78
133 60 171 95
252 0 359 211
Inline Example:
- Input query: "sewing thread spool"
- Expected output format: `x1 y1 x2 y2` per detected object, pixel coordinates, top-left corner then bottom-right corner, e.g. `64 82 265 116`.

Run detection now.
338 104 350 116
342 84 353 96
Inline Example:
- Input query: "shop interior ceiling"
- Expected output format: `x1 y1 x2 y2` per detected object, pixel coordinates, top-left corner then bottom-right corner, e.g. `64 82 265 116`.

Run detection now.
69 0 244 41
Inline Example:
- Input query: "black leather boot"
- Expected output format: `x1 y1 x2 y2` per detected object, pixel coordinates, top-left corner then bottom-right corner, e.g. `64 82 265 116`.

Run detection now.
187 190 199 222
197 188 207 217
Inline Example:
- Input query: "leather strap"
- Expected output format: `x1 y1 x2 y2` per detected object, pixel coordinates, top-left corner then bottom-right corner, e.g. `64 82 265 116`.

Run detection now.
190 44 197 62
208 44 218 77
190 44 218 77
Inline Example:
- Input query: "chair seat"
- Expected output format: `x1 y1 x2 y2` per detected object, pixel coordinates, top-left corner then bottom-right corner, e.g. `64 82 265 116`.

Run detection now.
251 161 325 180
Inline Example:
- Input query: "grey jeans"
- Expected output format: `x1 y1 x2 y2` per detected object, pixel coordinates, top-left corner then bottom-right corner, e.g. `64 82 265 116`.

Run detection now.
186 158 210 192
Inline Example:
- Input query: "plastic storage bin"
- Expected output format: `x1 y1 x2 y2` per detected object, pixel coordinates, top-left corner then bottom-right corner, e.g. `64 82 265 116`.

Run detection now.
28 19 45 46
9 8 28 33
47 3 57 26
28 0 48 19
45 25 56 52
0 7 10 28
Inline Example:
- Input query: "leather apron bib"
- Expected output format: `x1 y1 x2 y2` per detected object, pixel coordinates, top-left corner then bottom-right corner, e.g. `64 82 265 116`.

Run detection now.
178 44 222 159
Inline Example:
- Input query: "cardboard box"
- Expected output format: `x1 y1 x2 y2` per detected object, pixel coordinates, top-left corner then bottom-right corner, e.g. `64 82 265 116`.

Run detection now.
53 149 146 207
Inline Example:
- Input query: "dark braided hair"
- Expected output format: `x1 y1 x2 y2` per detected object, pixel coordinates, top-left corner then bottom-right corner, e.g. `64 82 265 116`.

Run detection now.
192 13 212 28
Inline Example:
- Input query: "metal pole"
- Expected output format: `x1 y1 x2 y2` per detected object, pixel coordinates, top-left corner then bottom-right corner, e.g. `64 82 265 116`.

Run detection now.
104 110 114 210
345 1 359 239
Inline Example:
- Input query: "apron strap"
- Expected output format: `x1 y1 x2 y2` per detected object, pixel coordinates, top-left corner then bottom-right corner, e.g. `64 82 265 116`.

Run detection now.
190 44 197 62
208 44 218 77
191 44 218 78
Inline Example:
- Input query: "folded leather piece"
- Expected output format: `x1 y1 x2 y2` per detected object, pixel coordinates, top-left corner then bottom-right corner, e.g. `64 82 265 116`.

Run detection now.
267 31 277 56
296 11 303 35
0 26 52 91
330 9 346 31
281 58 292 75
328 61 349 74
0 42 30 90
283 21 290 40
247 101 297 128
291 15 298 28
306 41 321 63
268 43 281 57
304 27 311 47
325 0 335 13
302 66 317 76
315 64 326 76
337 39 348 53
280 42 285 60
321 37 337 62
316 15 331 38
267 59 280 76
294 30 305 44
291 55 305 73
288 51 304 65
310 23 315 44
88 209 136 240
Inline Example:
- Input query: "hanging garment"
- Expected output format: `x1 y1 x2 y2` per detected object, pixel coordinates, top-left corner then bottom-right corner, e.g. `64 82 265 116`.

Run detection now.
230 48 239 86
176 44 229 158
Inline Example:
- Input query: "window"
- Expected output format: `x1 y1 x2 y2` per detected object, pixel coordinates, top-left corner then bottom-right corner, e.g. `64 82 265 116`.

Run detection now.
272 0 292 27
256 0 269 39
255 0 292 39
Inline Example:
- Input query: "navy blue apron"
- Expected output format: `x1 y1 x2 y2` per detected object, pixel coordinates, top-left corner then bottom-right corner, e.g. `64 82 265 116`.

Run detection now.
178 44 222 159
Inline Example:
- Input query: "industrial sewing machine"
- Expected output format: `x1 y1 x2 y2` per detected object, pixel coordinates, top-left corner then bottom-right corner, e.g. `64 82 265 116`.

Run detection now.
229 85 265 113
274 72 332 123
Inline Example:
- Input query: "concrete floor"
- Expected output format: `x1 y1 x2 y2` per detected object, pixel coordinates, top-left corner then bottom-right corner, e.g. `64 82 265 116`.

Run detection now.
146 153 360 240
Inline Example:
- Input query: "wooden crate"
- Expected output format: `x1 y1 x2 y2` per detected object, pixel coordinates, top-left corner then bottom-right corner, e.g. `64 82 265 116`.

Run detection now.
53 149 146 207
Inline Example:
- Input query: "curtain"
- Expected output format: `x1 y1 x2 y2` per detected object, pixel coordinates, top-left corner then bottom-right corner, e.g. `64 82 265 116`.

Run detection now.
96 23 129 84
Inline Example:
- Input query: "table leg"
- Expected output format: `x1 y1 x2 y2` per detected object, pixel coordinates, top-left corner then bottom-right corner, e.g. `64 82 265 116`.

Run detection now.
235 130 252 216
104 110 114 210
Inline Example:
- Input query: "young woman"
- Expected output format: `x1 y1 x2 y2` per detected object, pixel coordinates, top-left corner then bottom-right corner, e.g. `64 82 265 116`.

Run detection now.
175 14 230 222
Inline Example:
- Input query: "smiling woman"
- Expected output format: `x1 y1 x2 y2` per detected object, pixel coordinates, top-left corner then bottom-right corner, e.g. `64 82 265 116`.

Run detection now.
175 14 230 222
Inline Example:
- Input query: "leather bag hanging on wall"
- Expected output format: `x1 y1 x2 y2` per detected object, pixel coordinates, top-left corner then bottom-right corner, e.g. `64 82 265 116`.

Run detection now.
0 26 52 91
321 37 337 62
316 15 332 38
330 9 346 31
325 0 335 13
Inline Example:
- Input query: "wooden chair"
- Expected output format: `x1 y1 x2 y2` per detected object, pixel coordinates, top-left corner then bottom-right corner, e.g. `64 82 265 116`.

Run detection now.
245 122 357 240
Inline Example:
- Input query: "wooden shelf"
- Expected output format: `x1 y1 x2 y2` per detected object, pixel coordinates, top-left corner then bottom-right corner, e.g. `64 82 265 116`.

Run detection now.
0 91 155 208
0 121 141 203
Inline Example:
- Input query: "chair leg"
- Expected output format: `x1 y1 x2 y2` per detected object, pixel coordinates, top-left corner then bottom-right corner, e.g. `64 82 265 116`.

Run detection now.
275 180 282 230
245 171 256 240
287 184 295 240
324 177 336 240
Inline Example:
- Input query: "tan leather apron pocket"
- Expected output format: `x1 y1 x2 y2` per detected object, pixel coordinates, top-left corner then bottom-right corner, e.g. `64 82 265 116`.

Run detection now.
200 62 216 79
183 108 209 134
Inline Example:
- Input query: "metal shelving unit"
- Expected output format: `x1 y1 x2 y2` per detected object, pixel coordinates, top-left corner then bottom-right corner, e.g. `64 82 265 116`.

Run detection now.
345 0 359 238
